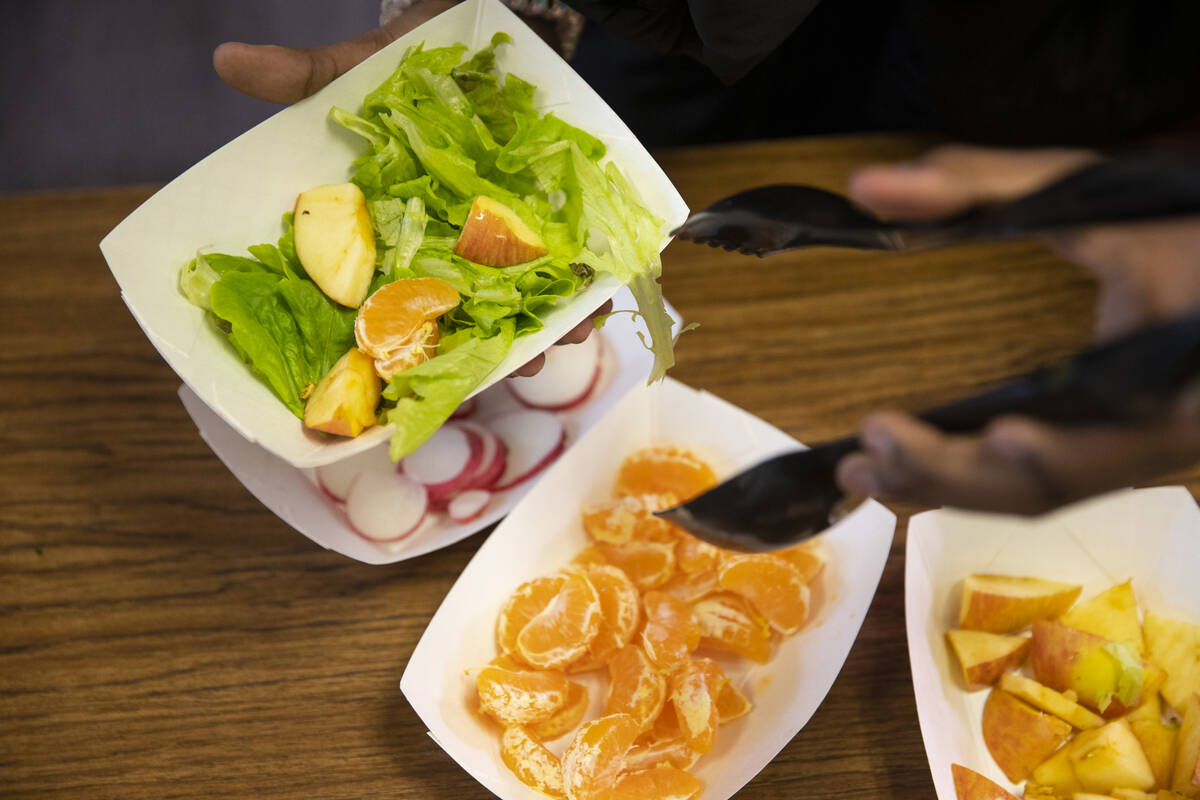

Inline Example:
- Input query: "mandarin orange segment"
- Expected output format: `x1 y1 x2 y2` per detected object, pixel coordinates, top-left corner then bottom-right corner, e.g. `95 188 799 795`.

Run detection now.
604 643 667 733
718 554 810 635
571 546 608 569
490 652 528 671
641 591 700 672
643 699 683 744
529 680 590 741
562 713 640 800
614 446 718 502
599 764 703 800
476 665 569 726
496 574 567 659
595 540 675 590
774 543 826 584
660 570 720 604
501 725 566 798
354 276 459 359
674 535 721 575
371 319 439 380
623 736 699 772
584 564 641 663
715 680 752 723
669 659 726 754
582 496 645 545
517 571 602 669
692 591 772 663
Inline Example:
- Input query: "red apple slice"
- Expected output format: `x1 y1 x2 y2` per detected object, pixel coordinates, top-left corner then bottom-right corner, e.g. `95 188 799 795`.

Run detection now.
454 422 508 490
488 410 565 491
454 196 549 267
345 471 428 542
507 334 602 412
448 490 492 523
314 443 395 501
401 425 483 501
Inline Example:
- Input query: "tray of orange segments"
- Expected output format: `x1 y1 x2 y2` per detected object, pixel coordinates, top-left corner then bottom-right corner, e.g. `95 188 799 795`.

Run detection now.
400 378 896 800
471 445 824 799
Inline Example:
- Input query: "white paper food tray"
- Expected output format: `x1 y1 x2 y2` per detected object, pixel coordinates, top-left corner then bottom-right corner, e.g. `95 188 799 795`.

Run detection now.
905 487 1200 800
100 0 688 470
400 378 897 800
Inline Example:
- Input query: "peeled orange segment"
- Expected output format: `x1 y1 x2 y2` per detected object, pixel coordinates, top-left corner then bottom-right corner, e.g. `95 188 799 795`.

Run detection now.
584 565 642 663
774 543 826 584
582 496 644 545
669 659 726 754
371 319 439 380
595 540 676 590
516 571 602 669
643 699 683 744
614 446 718 501
600 764 703 800
660 570 720 603
674 535 722 575
718 554 810 635
476 665 569 726
496 574 568 659
623 737 699 773
490 652 528 671
641 591 700 672
605 643 668 733
715 680 752 723
529 680 590 741
501 725 566 798
354 276 460 359
562 713 640 800
692 591 772 663
571 546 608 569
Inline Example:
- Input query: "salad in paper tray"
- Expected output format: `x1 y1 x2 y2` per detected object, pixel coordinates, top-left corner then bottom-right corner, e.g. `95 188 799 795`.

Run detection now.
178 33 675 460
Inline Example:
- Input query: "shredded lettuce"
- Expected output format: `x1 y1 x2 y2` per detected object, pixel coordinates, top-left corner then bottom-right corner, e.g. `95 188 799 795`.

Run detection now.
180 32 678 457
1099 640 1145 711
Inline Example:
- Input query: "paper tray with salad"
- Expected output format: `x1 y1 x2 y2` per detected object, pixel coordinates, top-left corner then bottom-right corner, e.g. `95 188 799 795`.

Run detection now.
99 0 688 469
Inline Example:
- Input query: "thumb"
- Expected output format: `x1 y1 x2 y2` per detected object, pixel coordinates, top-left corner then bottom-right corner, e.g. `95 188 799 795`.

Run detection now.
213 2 456 104
846 145 1099 221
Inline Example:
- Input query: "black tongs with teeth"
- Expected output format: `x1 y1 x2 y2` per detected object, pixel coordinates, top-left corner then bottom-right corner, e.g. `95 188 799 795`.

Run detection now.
671 153 1200 256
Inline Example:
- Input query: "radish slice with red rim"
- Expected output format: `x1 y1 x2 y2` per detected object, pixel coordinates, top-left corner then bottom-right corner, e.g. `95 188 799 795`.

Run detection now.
314 444 395 502
448 490 491 523
345 471 428 542
449 396 478 420
453 422 508 491
488 410 566 491
507 334 602 411
402 426 483 500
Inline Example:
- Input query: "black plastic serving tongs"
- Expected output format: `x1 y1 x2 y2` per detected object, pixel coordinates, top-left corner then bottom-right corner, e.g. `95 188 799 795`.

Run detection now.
657 311 1200 551
671 152 1200 255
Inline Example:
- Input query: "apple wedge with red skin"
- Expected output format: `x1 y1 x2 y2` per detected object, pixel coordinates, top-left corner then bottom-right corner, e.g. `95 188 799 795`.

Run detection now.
952 764 1021 800
982 687 1072 783
960 574 1082 634
303 348 382 438
454 196 548 267
946 629 1031 690
1031 620 1156 718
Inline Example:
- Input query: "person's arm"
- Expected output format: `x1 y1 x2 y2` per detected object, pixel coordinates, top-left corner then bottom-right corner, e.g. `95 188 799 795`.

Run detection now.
835 145 1200 515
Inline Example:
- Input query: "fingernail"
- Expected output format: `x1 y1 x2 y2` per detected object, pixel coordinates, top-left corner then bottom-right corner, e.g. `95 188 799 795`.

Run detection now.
861 420 898 460
839 459 880 496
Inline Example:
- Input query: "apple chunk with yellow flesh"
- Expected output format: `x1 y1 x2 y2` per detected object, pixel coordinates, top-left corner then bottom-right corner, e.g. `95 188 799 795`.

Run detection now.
1000 672 1104 730
1128 694 1179 790
1068 720 1156 794
1031 620 1151 717
1144 611 1200 713
302 348 382 437
1172 695 1200 798
952 763 1021 800
454 196 548 267
1034 747 1084 797
983 687 1073 782
960 574 1082 634
946 630 1031 689
1061 581 1145 654
294 183 376 308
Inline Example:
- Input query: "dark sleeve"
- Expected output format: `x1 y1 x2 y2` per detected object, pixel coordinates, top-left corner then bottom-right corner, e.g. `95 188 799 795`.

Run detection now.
564 0 823 83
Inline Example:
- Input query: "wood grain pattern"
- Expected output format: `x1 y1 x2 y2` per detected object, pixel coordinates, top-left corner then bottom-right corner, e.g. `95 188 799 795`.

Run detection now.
2 135 1198 799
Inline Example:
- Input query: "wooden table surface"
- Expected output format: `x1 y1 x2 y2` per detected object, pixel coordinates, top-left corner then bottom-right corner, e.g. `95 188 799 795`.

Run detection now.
2 135 1196 799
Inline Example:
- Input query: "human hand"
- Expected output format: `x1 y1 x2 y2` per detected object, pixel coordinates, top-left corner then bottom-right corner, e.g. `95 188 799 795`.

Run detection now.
214 0 599 376
834 145 1200 515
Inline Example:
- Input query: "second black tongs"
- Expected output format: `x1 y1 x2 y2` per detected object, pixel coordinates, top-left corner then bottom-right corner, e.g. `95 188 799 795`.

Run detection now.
672 152 1200 255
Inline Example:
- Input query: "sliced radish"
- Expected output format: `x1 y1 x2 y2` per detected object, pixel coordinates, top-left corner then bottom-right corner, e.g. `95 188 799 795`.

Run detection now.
507 334 602 411
454 422 509 491
402 425 484 501
315 444 396 502
450 396 478 420
488 410 566 491
345 471 428 542
448 490 492 523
